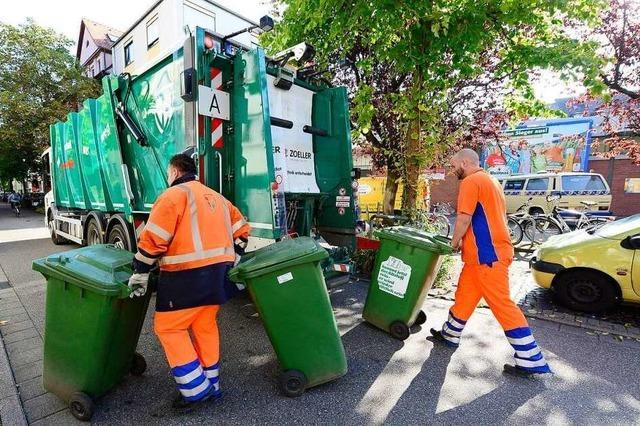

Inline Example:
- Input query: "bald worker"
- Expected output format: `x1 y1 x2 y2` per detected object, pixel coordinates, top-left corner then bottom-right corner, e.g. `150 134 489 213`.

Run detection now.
430 149 551 377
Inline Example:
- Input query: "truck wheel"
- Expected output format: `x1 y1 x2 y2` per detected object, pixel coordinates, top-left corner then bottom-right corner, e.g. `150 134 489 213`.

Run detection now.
130 352 147 376
390 321 410 340
69 392 94 421
48 215 65 245
554 270 620 313
107 223 134 251
279 370 307 397
85 218 103 246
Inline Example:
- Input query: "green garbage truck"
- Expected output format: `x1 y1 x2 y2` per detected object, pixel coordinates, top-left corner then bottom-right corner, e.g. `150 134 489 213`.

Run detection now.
43 25 358 274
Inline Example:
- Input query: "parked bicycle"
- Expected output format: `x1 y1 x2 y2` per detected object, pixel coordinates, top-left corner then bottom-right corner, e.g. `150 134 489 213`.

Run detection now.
506 197 538 246
528 195 615 239
413 203 451 237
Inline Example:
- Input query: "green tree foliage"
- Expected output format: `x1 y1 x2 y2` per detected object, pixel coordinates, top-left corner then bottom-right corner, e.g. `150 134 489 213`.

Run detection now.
265 0 605 212
0 20 100 184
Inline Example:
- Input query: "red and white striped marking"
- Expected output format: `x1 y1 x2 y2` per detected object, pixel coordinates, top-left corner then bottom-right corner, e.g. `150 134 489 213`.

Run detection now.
333 264 351 273
210 68 224 148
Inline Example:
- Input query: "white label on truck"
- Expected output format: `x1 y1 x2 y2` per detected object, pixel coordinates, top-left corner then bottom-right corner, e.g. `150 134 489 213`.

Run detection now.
277 272 294 284
378 256 412 299
198 85 230 120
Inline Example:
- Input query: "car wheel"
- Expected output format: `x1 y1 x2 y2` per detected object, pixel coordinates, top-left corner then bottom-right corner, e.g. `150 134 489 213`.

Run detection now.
553 270 620 313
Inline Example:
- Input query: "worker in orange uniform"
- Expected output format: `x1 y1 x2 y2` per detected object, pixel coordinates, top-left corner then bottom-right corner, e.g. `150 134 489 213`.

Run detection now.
127 154 251 408
430 149 551 377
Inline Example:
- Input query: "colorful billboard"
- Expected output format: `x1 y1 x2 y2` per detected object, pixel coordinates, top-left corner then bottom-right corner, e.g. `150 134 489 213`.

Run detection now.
481 118 593 177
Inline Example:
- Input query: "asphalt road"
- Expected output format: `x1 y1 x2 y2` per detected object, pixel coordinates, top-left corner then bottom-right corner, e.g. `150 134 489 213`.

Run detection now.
1 202 639 425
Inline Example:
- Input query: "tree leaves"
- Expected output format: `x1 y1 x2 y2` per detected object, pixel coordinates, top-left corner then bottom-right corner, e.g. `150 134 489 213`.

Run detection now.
0 20 100 182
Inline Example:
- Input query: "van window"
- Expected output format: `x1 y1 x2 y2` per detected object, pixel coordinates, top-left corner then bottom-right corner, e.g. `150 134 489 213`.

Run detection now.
526 178 549 191
562 175 606 192
504 180 525 191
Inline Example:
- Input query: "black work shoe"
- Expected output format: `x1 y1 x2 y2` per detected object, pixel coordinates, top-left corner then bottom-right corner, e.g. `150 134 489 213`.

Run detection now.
502 364 551 378
172 385 222 411
428 328 459 349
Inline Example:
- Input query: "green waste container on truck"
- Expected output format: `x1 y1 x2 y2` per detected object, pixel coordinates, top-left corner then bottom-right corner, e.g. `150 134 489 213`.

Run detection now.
32 245 151 422
362 226 452 340
228 237 347 397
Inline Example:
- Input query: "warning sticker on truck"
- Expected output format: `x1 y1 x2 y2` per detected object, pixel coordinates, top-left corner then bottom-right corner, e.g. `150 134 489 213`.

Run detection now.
336 195 350 208
378 256 412 298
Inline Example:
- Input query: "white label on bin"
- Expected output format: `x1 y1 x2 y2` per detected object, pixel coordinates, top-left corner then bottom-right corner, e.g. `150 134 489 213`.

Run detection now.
377 256 412 298
277 272 294 284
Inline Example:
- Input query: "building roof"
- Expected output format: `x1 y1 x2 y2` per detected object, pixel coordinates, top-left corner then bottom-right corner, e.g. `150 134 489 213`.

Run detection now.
76 18 123 59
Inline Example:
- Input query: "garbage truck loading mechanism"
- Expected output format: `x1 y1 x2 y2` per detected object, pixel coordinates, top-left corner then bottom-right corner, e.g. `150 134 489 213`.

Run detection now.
44 27 357 277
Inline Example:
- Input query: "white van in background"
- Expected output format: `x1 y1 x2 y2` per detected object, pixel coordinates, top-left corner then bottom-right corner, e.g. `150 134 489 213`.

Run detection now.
498 172 612 215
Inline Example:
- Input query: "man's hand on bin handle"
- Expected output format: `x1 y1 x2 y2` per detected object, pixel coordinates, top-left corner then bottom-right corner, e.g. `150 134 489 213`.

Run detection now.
128 273 150 298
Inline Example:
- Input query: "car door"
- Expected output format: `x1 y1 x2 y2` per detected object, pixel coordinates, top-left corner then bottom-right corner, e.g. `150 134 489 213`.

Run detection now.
632 234 640 297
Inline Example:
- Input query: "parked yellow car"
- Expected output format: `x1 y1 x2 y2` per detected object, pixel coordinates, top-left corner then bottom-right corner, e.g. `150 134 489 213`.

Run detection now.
530 215 640 312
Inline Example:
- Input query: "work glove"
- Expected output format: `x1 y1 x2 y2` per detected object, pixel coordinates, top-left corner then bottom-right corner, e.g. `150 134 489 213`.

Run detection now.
128 273 150 298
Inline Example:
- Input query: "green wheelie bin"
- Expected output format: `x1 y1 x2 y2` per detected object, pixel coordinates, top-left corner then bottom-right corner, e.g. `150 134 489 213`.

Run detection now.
362 226 452 340
228 237 347 397
32 244 151 421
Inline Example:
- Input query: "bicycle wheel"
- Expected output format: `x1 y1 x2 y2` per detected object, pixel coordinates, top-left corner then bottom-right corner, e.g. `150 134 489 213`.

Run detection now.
524 217 563 244
577 217 611 230
507 217 523 245
432 215 451 237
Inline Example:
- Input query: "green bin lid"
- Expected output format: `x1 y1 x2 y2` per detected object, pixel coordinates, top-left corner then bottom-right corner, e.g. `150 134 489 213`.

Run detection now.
229 237 329 282
374 226 453 254
32 244 133 297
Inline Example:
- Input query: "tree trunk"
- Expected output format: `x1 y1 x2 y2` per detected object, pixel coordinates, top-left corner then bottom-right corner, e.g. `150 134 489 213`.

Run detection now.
402 119 421 212
382 167 400 215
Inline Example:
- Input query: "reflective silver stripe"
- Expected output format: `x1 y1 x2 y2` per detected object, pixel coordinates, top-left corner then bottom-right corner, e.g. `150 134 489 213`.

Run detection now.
441 332 460 344
213 382 220 391
179 378 211 397
176 184 203 253
507 335 535 346
232 219 247 233
159 247 234 266
145 221 172 241
443 324 461 337
514 357 548 368
204 368 219 379
174 366 204 385
515 347 541 359
134 251 156 266
448 316 466 330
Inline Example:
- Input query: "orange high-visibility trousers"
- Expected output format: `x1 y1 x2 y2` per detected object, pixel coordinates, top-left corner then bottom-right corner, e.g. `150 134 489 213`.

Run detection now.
154 305 221 401
450 260 526 330
439 260 551 373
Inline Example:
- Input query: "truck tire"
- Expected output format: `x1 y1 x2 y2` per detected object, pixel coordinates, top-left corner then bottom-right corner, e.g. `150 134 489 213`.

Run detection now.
107 222 134 252
85 217 103 246
48 214 65 245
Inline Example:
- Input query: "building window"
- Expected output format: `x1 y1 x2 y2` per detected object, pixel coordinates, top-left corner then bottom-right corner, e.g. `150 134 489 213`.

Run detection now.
146 16 159 48
124 40 133 66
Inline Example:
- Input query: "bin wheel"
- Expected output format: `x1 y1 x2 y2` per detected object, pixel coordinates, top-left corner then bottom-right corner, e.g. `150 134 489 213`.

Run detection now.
279 370 308 398
130 352 147 376
390 321 410 340
414 311 427 326
69 392 94 422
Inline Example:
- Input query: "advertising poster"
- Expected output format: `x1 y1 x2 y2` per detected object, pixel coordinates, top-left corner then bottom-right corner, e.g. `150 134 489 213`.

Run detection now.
481 118 593 177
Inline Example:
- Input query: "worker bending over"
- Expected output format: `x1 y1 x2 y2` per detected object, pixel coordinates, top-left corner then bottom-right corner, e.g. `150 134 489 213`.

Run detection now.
431 149 551 377
129 154 250 408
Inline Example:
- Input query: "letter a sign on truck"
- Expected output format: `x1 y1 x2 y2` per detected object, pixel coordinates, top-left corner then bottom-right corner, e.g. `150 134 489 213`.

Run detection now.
198 85 230 120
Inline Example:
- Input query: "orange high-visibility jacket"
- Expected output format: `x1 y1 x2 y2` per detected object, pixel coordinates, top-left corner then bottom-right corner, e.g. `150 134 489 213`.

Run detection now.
133 174 250 310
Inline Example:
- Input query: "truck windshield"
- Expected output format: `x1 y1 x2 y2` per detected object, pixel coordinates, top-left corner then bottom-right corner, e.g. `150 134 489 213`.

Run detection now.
595 214 640 238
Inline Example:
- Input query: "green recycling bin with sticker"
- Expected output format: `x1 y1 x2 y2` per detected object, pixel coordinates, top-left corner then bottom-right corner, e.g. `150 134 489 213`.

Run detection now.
32 244 151 422
363 226 453 340
228 237 347 397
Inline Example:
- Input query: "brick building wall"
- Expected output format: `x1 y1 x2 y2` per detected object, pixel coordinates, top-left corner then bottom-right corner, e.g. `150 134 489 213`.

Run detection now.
429 174 460 211
589 158 640 217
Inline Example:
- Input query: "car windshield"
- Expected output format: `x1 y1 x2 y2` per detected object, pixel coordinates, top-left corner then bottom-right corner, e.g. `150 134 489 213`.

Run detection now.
595 214 640 238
